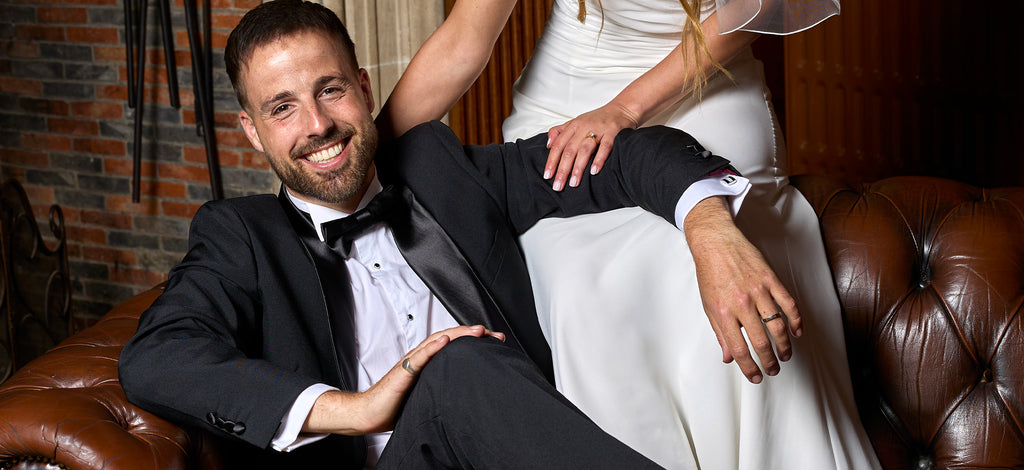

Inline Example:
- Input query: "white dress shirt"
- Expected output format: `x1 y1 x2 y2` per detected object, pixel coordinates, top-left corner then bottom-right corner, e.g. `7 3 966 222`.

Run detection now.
270 172 749 467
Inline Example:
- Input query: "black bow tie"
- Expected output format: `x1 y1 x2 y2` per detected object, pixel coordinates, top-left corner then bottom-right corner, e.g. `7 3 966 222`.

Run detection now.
322 185 401 258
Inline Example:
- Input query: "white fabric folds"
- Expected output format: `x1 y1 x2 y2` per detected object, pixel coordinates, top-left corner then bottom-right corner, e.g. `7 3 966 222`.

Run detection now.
715 0 839 35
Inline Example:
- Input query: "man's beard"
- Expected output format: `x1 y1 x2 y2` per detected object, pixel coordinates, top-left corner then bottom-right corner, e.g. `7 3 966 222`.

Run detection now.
270 122 379 205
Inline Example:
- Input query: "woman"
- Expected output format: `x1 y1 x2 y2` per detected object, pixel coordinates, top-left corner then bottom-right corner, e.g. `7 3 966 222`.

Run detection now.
501 1 879 469
379 1 879 468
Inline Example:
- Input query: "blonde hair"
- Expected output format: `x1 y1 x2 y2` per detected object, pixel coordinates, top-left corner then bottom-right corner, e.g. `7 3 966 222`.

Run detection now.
577 0 729 98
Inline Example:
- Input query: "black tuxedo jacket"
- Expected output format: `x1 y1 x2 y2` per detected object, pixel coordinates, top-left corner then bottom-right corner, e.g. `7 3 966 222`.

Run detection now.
119 121 732 467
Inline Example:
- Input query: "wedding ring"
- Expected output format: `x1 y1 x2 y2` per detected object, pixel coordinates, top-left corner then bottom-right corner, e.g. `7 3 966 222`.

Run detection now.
586 132 599 143
761 312 783 324
401 358 419 376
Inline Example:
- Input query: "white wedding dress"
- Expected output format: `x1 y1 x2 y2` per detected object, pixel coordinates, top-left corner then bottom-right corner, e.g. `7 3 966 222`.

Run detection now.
503 1 880 469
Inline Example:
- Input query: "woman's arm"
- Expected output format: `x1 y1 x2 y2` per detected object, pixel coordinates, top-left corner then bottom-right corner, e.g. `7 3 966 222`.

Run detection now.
545 12 759 191
375 0 518 140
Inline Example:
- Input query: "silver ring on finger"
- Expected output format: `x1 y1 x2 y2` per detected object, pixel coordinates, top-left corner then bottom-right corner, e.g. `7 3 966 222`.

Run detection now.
761 311 783 325
401 358 420 376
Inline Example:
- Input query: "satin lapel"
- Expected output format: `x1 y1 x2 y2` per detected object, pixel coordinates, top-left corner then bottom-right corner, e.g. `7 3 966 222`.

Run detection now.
277 190 358 391
386 186 523 350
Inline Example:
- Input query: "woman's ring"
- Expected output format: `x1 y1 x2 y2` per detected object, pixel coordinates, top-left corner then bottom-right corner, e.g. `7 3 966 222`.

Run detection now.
402 358 419 376
587 132 599 143
761 312 783 324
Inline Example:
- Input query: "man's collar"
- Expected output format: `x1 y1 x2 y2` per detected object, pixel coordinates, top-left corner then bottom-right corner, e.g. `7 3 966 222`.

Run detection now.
286 176 383 242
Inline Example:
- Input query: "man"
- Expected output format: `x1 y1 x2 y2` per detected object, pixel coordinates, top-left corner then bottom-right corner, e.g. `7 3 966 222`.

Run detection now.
119 0 798 467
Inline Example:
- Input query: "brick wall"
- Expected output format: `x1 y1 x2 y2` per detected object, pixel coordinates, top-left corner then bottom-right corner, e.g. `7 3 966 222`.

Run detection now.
0 0 273 327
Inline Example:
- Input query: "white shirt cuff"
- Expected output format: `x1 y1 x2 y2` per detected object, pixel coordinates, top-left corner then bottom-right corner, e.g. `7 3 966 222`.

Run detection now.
271 383 339 452
674 173 751 230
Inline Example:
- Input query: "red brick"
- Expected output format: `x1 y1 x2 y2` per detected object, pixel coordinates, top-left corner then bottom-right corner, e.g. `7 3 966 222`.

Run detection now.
107 194 159 215
48 117 99 136
158 163 212 183
210 31 231 50
92 45 124 62
22 185 55 205
241 150 269 170
70 101 123 119
0 166 26 179
174 50 191 67
215 128 253 149
81 210 132 229
66 243 82 258
38 7 88 23
66 26 118 44
174 30 190 49
65 224 107 244
185 146 243 167
18 97 69 115
212 12 245 30
82 246 136 265
110 266 166 286
235 0 261 10
22 133 73 152
105 158 156 177
161 200 203 218
2 149 49 167
96 84 127 100
0 76 42 95
182 109 240 129
2 39 40 58
210 0 231 9
140 180 187 199
74 137 126 156
16 25 64 42
55 206 81 224
63 0 117 5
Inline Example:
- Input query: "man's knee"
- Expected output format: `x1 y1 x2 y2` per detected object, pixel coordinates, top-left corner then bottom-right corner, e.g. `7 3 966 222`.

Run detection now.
423 335 507 377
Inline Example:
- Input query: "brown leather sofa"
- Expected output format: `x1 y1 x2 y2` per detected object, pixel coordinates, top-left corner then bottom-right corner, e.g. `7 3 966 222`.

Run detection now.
1 176 1022 469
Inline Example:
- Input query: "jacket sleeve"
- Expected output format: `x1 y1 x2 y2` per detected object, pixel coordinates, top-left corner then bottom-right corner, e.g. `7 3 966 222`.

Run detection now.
118 200 318 449
388 121 734 235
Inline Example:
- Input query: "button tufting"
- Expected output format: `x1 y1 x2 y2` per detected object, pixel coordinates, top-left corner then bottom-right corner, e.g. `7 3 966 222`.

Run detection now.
982 369 993 382
916 455 934 470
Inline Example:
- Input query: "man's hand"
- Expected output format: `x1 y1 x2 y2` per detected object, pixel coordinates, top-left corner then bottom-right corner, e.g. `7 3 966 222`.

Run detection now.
684 196 802 384
303 325 505 435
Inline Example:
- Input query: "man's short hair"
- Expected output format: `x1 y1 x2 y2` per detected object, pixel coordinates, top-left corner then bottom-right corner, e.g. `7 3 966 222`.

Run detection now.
225 0 358 109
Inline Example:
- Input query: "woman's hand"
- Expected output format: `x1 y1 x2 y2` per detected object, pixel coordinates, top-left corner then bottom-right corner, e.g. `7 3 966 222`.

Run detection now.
544 103 640 191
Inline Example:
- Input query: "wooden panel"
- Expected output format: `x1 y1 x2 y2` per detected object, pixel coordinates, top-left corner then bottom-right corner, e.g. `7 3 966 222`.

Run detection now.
785 0 1024 186
445 0 551 145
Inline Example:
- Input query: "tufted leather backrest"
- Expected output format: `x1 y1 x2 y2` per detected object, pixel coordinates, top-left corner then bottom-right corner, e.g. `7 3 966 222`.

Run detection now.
792 175 1024 469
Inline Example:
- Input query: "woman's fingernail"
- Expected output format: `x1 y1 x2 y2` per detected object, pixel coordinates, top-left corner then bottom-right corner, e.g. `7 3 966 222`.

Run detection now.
569 175 579 187
544 169 553 179
552 180 563 191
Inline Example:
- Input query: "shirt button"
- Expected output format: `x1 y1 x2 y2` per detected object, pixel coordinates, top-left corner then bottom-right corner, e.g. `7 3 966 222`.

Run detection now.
372 262 382 270
406 313 414 321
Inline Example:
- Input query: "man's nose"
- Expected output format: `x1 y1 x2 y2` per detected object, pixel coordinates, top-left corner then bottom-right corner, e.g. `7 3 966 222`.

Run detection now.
304 103 334 136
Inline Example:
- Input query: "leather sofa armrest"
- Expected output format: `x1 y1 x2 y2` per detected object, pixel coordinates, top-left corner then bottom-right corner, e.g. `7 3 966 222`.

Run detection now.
0 285 221 470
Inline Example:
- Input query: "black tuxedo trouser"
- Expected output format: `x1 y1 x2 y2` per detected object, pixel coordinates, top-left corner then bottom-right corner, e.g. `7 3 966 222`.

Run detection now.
377 337 662 469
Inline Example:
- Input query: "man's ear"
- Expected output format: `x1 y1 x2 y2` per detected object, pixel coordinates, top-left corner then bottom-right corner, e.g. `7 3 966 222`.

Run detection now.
239 110 264 153
358 68 375 113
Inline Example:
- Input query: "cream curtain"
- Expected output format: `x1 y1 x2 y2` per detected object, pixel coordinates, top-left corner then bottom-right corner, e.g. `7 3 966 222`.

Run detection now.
317 0 445 115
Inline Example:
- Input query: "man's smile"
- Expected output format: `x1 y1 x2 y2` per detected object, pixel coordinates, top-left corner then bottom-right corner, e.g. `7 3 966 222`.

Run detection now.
300 138 349 165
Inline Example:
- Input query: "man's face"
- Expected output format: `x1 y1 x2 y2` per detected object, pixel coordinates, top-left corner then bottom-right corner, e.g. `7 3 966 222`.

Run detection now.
238 30 378 212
